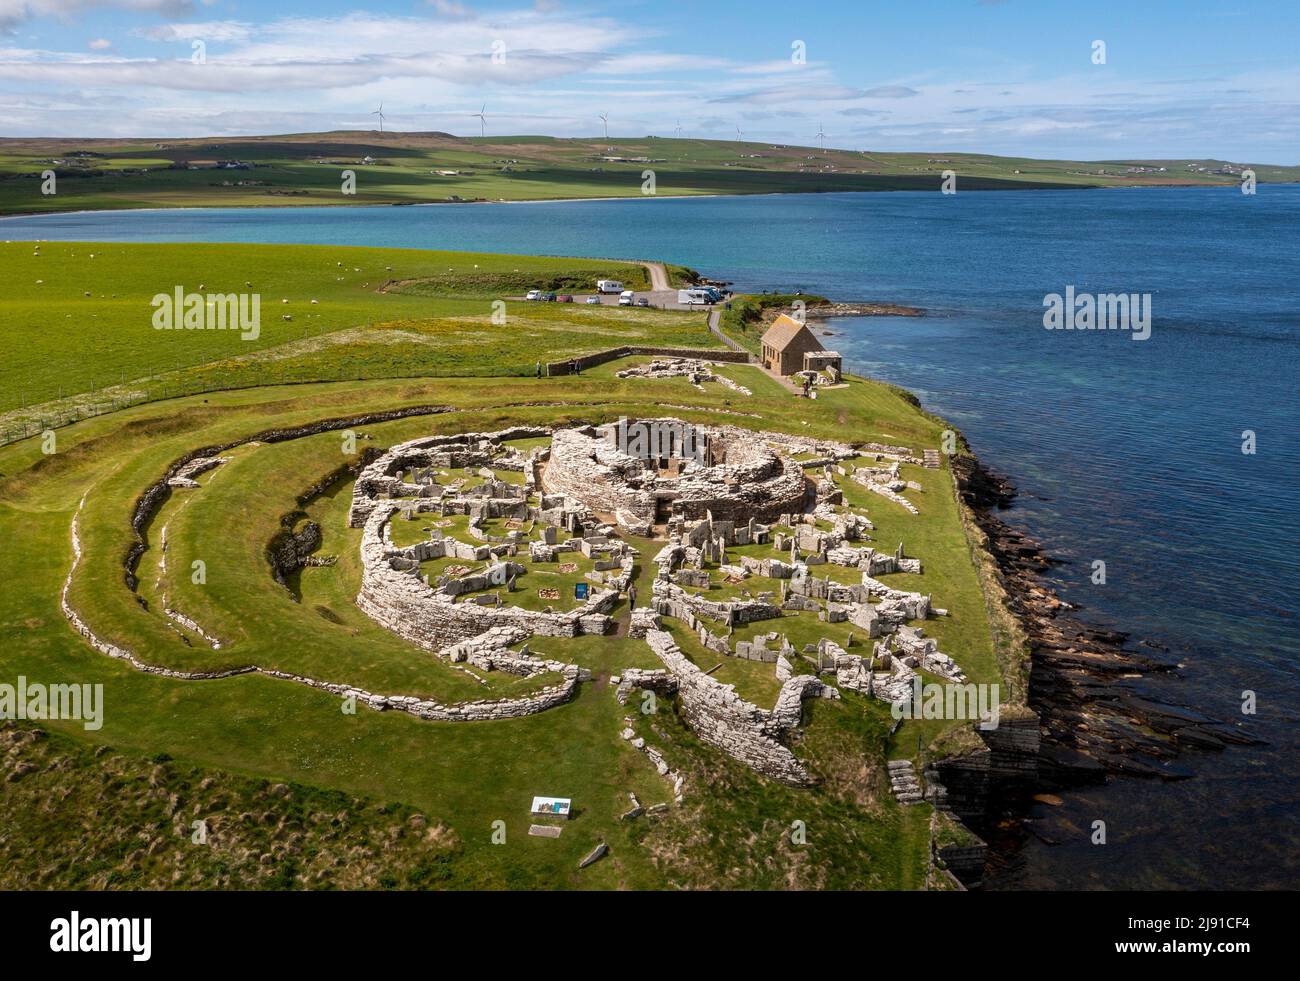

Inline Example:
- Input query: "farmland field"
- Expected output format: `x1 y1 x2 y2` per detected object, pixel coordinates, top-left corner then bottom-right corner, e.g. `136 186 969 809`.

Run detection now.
3 131 1295 219
0 241 703 438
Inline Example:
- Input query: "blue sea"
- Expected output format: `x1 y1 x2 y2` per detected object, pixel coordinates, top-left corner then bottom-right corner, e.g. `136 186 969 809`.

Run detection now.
5 187 1298 889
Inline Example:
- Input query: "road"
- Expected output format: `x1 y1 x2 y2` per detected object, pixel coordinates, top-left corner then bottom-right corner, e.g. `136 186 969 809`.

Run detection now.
641 260 671 292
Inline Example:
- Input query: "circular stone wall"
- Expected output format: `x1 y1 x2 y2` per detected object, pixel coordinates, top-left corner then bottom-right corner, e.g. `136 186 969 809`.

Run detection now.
543 420 809 528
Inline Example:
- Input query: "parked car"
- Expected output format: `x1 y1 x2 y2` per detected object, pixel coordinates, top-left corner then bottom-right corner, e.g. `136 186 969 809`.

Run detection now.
635 297 651 307
542 292 557 302
584 296 601 304
618 290 635 306
557 294 574 303
525 289 542 301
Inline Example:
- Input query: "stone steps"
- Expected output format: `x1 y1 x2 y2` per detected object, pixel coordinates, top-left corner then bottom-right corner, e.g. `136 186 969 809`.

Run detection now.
923 766 951 811
922 450 942 469
888 759 923 805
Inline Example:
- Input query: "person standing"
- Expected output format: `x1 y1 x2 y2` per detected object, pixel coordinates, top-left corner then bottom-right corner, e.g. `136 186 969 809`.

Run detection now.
627 584 638 611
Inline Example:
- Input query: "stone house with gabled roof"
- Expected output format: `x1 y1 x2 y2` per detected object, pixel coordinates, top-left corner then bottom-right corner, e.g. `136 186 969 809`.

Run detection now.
760 314 825 377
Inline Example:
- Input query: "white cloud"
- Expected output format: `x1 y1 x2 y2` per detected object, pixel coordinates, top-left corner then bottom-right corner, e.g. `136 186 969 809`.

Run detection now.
710 83 864 106
136 21 254 43
0 3 1296 158
861 85 918 98
0 0 195 34
591 53 727 75
87 36 110 49
729 58 821 76
427 0 472 17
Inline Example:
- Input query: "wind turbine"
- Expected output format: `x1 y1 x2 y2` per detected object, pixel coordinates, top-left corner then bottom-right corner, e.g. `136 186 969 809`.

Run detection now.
371 102 386 133
817 122 826 153
674 119 683 139
599 112 609 140
472 104 487 138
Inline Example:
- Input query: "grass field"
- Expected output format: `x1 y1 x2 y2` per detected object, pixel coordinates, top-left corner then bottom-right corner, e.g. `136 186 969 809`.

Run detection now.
0 241 1026 890
2 130 1295 217
0 241 708 440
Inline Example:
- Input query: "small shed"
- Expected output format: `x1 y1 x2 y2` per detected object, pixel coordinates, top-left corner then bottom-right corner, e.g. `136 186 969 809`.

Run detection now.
760 314 825 377
803 350 843 381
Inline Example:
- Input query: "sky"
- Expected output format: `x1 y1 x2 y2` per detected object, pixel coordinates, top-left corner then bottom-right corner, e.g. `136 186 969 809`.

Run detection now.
0 0 1297 160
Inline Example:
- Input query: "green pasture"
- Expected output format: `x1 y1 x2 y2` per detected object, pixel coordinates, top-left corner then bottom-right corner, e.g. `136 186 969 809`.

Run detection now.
3 132 1290 218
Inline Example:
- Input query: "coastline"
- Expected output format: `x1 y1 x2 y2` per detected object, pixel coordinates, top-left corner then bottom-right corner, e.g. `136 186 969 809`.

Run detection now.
9 180 1287 224
954 452 1258 771
909 447 1262 886
807 300 925 319
936 450 1261 878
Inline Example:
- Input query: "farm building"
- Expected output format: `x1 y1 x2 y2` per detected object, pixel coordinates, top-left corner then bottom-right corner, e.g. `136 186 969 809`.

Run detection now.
760 314 840 378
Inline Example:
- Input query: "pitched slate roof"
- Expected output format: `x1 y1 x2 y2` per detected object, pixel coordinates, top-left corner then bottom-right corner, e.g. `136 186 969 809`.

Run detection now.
760 313 821 352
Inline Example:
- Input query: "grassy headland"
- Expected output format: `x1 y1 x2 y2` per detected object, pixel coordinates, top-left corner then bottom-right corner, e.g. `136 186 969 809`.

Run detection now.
0 241 1025 889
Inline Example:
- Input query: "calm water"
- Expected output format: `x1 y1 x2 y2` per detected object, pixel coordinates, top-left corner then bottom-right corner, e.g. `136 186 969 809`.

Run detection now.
5 189 1299 889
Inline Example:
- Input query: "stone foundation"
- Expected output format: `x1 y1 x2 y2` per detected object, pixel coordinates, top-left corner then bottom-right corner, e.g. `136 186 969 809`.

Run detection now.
643 629 837 786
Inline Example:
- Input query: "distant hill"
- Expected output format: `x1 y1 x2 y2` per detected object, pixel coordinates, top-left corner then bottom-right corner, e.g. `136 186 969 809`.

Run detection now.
2 130 1295 216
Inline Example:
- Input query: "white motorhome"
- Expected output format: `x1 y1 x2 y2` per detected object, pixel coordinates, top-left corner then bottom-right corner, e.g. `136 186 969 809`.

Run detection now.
618 290 635 306
678 288 715 305
596 280 624 294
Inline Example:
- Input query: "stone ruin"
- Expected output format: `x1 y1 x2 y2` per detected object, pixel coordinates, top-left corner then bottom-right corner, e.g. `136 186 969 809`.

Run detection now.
616 629 840 787
633 433 963 737
349 427 630 652
616 357 753 396
346 422 957 785
57 413 962 799
541 419 811 533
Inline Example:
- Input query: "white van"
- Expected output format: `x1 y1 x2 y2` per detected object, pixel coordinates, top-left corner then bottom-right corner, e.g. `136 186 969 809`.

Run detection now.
596 279 624 294
618 290 635 306
678 288 714 305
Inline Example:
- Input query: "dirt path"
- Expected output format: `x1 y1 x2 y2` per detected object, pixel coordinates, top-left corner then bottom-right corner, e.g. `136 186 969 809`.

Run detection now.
642 261 671 291
707 308 746 353
706 309 800 392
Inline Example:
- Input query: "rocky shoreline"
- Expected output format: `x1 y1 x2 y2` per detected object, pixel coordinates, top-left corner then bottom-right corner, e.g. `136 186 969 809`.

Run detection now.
805 300 925 319
950 454 1260 787
922 452 1262 886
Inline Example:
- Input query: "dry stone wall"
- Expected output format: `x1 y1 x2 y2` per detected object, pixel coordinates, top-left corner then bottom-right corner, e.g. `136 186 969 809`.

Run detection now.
63 500 575 722
357 502 616 650
125 405 452 589
643 628 837 786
